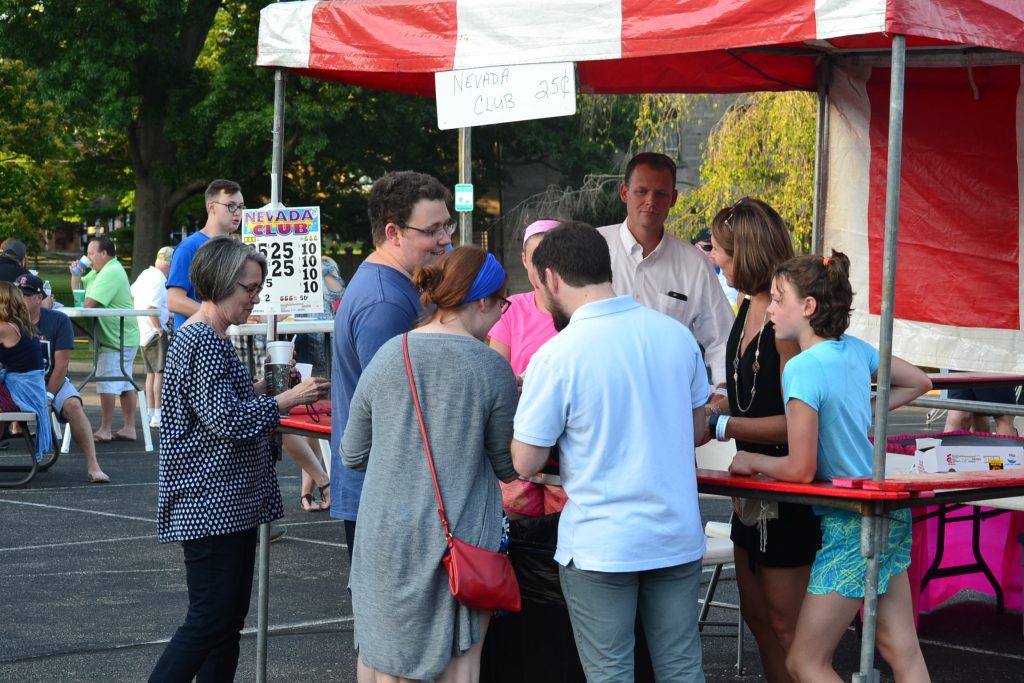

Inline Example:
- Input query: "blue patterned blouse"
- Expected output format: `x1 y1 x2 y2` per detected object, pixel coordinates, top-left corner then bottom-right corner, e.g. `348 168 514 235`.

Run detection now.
157 323 284 543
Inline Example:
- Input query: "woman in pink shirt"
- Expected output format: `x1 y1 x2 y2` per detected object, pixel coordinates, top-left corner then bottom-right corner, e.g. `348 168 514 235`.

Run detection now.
488 219 562 517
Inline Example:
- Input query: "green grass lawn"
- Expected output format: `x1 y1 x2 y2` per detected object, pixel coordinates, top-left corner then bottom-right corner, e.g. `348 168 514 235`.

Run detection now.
36 260 76 308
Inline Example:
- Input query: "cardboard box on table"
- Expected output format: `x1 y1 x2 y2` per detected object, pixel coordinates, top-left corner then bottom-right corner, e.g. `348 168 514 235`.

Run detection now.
915 438 1024 473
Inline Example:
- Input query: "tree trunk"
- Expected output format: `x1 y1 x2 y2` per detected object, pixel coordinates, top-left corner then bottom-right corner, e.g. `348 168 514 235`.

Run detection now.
128 119 205 278
132 174 175 278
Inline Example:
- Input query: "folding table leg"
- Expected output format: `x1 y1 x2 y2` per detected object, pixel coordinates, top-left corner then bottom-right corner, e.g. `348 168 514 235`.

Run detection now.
138 390 153 452
320 439 332 475
61 416 73 453
52 409 73 454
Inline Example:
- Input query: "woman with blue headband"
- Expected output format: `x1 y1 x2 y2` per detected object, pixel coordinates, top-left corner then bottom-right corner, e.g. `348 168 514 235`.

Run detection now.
342 246 519 683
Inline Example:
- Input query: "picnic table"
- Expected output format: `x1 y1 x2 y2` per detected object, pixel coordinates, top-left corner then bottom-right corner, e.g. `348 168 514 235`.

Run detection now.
60 307 155 452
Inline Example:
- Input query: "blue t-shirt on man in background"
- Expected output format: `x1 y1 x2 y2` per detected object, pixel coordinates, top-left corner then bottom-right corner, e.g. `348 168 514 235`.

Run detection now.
166 231 210 331
330 262 423 521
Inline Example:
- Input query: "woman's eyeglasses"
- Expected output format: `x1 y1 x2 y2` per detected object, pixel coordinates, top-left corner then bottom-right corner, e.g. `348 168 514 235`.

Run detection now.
499 297 512 314
723 198 747 230
235 281 263 298
696 242 713 252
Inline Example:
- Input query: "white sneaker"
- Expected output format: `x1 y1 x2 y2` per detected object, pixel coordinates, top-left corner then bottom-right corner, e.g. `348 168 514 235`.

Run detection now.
149 411 161 429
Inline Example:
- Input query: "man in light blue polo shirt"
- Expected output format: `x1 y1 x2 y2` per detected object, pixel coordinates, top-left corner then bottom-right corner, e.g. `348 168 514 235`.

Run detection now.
512 221 709 683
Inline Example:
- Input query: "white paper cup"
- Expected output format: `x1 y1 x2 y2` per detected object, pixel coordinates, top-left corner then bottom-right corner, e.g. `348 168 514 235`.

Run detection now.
267 341 293 365
295 362 313 380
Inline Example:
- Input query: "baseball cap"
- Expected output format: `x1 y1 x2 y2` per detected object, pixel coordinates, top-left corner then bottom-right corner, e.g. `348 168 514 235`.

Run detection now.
15 272 45 296
2 239 27 262
691 228 712 245
155 246 175 263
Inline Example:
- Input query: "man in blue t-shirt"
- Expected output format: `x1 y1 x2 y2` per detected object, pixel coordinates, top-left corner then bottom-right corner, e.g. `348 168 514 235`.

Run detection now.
330 171 454 557
167 179 244 330
18 273 109 483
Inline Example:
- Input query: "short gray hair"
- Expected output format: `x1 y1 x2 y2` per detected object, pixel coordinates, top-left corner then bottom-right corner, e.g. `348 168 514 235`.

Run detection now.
190 237 267 303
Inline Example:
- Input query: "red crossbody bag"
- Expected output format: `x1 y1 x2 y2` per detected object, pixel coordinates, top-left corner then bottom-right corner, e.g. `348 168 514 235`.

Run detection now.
402 333 521 613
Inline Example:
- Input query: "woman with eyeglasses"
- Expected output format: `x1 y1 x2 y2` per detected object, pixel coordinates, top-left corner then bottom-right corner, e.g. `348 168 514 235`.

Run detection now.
342 246 519 683
151 237 329 683
708 198 821 683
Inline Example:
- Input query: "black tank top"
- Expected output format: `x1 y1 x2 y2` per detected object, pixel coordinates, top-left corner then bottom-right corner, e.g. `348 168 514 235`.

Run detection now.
0 323 44 373
725 297 787 458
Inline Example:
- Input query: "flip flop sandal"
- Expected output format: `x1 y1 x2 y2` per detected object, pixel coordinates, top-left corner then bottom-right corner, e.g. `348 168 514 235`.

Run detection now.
300 493 323 512
317 482 330 511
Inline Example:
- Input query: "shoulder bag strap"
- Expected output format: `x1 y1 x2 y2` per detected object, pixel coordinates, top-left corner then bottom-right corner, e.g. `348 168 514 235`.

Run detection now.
402 333 453 541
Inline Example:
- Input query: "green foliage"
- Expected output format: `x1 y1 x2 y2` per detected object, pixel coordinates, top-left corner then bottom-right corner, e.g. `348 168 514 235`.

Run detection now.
0 59 76 250
109 227 134 257
632 92 817 251
0 2 641 259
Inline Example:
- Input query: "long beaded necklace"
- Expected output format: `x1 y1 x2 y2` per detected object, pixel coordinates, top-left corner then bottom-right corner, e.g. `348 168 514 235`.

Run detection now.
732 297 771 414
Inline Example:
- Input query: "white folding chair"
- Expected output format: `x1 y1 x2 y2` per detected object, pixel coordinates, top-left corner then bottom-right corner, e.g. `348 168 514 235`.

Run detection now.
699 521 744 673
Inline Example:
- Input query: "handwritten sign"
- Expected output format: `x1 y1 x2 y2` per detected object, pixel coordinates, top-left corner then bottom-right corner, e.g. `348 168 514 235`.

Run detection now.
435 62 576 130
241 206 324 316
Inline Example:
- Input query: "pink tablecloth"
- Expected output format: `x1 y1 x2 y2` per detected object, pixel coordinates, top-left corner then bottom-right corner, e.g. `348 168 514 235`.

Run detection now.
909 506 1024 616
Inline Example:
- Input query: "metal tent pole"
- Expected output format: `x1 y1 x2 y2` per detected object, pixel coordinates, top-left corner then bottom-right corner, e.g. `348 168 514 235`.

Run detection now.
855 33 906 683
812 59 831 255
458 127 472 245
256 66 288 683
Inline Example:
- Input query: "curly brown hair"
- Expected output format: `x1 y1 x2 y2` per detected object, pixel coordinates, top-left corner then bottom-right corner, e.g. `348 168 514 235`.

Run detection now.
773 250 854 338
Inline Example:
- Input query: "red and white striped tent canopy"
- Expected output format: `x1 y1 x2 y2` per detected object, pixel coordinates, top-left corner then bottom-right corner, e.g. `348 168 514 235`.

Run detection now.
258 0 1024 372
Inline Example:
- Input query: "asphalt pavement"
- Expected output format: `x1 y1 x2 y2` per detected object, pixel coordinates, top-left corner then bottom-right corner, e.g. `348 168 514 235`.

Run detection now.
1 384 1022 682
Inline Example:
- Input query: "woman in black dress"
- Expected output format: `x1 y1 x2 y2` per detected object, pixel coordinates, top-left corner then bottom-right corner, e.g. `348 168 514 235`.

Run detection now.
709 198 822 683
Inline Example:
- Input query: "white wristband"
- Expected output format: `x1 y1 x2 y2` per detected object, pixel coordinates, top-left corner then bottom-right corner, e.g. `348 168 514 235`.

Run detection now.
715 415 730 442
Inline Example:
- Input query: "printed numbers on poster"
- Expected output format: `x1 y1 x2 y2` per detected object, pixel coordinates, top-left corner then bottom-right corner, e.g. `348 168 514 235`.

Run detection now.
241 206 323 315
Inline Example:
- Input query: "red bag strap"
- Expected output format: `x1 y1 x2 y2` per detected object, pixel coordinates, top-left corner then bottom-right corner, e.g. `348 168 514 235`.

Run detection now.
402 333 453 541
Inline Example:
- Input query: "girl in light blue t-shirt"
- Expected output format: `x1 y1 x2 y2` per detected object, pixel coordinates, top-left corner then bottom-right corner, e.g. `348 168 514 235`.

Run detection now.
729 250 933 683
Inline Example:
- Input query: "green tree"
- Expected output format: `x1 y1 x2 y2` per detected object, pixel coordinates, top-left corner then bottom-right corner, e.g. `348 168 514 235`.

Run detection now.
0 1 232 269
0 59 76 251
0 1 465 266
1 2 642 268
633 92 817 251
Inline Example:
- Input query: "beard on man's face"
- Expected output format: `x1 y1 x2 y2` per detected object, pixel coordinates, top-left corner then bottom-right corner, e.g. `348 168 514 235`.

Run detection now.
550 299 571 332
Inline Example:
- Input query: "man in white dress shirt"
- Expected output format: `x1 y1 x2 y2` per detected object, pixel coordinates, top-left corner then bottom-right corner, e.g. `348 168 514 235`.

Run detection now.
597 152 734 387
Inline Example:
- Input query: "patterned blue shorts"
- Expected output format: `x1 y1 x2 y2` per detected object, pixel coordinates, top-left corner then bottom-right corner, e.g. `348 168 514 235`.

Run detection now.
808 508 912 599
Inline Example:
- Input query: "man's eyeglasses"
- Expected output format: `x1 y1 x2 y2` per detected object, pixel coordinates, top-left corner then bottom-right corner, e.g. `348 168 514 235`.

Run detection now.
696 242 713 253
499 297 512 314
235 281 263 298
401 220 457 240
213 201 246 214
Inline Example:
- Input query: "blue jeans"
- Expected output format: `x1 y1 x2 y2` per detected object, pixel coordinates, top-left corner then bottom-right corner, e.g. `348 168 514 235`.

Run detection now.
149 528 258 682
559 559 705 683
